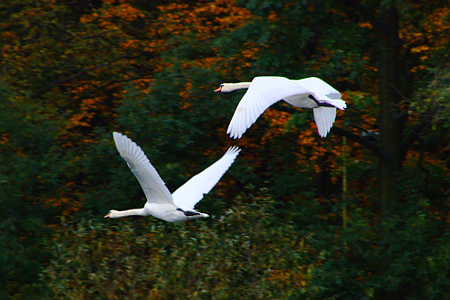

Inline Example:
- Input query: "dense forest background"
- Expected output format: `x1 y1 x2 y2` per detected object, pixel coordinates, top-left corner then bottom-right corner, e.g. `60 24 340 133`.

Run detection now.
1 0 450 299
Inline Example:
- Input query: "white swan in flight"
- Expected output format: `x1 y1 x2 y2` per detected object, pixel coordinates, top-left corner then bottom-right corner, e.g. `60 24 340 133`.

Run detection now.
215 76 346 138
105 132 240 222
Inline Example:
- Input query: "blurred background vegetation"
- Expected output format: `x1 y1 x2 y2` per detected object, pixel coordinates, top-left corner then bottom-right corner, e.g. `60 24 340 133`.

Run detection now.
1 0 450 299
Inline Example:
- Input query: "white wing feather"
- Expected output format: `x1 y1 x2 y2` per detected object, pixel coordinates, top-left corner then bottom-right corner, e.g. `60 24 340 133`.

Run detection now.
227 76 312 139
113 132 174 205
313 107 337 137
172 146 240 210
298 78 344 137
297 77 342 99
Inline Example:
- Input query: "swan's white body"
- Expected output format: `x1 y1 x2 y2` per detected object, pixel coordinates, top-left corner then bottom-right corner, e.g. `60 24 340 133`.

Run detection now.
215 76 346 138
105 132 240 222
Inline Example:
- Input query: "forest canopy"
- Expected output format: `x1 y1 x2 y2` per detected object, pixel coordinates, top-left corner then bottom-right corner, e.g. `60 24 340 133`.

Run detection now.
1 0 450 299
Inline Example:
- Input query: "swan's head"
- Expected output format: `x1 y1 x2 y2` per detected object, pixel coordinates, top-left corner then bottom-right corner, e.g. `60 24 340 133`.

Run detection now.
214 82 251 93
104 210 119 218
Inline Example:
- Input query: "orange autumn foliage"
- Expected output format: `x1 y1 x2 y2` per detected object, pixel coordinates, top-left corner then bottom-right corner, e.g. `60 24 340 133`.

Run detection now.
2 0 449 225
401 7 450 73
0 0 257 220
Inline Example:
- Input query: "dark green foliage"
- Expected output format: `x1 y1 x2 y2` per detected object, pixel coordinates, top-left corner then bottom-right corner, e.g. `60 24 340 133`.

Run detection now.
306 199 450 300
41 192 311 299
0 83 63 298
285 160 450 299
39 176 450 299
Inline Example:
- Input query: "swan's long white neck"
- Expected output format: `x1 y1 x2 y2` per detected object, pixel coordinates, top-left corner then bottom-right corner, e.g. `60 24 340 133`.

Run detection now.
108 208 146 218
220 82 251 93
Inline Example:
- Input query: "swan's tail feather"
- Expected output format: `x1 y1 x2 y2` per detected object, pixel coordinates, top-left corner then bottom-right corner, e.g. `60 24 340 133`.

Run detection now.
323 99 346 110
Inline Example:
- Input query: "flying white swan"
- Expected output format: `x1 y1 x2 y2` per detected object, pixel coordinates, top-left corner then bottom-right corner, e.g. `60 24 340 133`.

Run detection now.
105 132 240 222
215 76 346 138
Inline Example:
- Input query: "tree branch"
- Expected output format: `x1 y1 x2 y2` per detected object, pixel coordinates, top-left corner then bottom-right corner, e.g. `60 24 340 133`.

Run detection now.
271 103 390 161
330 126 390 162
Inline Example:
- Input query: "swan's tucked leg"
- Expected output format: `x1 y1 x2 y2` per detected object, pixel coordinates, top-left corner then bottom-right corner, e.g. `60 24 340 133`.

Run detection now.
176 208 201 217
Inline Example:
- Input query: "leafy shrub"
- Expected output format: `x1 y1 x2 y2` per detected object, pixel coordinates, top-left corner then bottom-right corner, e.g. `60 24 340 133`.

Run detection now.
41 191 312 299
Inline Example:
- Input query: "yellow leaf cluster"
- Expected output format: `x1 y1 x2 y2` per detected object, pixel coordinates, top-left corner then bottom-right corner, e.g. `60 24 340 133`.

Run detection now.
44 196 81 216
411 45 430 54
267 268 309 288
401 7 449 73
155 0 252 40
0 134 9 145
83 2 144 26
267 10 278 22
179 80 193 110
358 22 373 29
261 108 291 142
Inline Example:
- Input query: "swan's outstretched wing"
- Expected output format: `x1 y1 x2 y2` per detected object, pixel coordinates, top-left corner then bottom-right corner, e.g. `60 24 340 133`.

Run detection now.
298 77 342 100
172 147 240 210
227 76 312 139
313 107 337 137
113 132 174 205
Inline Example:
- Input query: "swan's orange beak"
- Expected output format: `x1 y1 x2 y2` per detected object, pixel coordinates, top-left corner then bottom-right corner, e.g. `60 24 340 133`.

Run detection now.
104 213 110 218
214 86 222 92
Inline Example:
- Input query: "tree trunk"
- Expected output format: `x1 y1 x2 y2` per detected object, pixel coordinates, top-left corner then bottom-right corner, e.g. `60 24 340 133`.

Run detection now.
377 3 402 224
376 5 405 299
